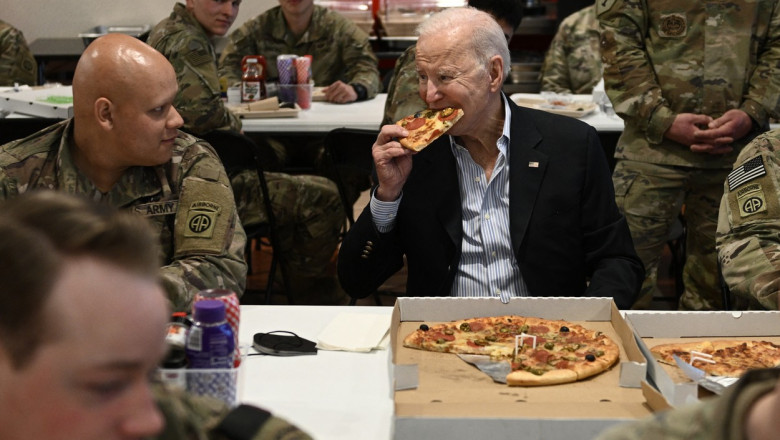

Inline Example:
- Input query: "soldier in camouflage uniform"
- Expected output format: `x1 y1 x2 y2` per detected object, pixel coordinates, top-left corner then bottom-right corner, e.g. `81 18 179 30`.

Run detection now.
716 130 780 310
149 1 346 305
218 0 380 104
0 19 36 87
595 368 780 440
598 0 780 310
0 34 247 312
382 0 525 126
147 1 243 136
0 190 310 440
539 4 601 95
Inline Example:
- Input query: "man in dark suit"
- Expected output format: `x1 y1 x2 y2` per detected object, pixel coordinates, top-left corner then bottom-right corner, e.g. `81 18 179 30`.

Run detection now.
338 7 643 309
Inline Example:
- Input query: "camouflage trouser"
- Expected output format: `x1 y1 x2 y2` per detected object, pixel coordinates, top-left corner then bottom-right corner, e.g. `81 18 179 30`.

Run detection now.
612 160 729 310
230 170 345 299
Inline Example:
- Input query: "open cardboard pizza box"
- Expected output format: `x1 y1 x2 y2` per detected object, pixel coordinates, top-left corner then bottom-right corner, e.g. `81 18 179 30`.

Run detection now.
1 85 73 118
390 297 650 440
625 310 780 408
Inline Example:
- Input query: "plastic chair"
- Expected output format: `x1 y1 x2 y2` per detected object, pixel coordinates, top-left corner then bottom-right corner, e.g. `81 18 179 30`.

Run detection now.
199 129 292 305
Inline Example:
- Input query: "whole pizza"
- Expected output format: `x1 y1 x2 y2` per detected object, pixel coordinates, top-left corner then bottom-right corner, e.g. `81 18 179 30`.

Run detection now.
651 340 780 377
403 315 620 386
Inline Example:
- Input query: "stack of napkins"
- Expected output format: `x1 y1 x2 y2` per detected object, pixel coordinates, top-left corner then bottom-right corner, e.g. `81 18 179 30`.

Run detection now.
316 312 391 352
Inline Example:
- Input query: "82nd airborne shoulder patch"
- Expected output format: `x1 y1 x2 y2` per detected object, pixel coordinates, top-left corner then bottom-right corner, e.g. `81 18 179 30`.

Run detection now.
185 201 222 239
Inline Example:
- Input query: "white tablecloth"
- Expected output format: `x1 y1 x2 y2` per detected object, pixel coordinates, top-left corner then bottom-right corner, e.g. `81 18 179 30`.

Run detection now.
238 305 394 440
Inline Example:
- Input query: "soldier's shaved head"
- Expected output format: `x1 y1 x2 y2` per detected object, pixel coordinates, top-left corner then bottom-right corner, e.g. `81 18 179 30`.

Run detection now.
73 33 176 119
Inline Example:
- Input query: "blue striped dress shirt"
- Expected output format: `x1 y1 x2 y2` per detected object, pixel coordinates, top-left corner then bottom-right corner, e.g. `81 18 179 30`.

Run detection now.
371 97 529 303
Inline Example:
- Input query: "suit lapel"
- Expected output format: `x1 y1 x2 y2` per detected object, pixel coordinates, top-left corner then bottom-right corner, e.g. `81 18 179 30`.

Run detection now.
508 103 548 254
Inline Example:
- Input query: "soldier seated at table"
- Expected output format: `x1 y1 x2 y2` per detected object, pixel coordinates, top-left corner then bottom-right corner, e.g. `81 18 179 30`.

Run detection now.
716 129 780 310
148 0 347 305
0 190 312 440
217 0 380 202
0 33 246 312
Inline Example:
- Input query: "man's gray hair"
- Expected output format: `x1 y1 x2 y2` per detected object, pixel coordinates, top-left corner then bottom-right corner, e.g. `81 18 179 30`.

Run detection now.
416 7 511 81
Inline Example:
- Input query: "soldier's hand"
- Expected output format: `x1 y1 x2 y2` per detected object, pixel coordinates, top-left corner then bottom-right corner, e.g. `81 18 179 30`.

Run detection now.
373 124 413 202
665 113 713 146
322 80 358 104
689 109 752 155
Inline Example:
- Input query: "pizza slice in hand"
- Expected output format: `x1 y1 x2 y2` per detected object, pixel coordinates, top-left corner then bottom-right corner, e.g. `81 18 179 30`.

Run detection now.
395 107 465 152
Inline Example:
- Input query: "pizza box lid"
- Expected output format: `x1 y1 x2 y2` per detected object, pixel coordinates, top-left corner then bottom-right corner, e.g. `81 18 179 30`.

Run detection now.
0 86 73 119
624 310 780 407
389 297 651 440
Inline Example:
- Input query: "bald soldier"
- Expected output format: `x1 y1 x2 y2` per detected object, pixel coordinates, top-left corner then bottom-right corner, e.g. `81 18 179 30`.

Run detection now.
0 33 247 312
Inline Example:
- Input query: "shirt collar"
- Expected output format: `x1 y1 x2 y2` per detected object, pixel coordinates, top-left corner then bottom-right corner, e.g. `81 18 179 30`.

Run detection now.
449 94 512 157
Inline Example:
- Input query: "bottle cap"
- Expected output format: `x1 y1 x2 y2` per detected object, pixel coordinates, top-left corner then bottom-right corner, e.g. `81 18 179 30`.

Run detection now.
193 299 226 323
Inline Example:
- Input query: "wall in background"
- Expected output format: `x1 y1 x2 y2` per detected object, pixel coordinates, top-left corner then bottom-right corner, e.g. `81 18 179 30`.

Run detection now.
3 0 277 43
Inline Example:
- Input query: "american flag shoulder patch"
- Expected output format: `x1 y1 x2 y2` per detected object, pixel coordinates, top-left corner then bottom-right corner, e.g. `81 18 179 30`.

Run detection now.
728 155 766 191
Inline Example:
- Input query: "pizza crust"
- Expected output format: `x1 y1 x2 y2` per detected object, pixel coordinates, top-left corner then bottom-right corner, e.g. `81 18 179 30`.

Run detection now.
507 368 577 386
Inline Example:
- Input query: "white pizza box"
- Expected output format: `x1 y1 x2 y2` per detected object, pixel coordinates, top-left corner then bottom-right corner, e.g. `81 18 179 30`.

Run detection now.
624 310 780 408
0 86 73 119
390 297 650 440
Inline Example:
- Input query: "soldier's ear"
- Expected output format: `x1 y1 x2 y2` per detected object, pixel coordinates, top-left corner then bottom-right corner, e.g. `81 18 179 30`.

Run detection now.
95 97 114 129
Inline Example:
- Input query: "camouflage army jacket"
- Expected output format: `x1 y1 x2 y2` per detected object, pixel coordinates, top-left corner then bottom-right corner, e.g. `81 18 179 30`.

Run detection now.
596 368 780 440
153 384 312 440
540 5 601 95
0 120 247 311
716 129 780 309
598 0 780 168
148 3 242 136
218 5 379 98
382 44 425 126
0 19 37 86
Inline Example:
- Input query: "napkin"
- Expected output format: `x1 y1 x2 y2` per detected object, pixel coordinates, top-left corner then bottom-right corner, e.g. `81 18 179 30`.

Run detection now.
247 97 280 111
316 312 391 352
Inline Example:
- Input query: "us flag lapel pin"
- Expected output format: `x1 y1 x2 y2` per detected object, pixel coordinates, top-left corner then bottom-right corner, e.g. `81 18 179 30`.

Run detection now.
528 161 539 168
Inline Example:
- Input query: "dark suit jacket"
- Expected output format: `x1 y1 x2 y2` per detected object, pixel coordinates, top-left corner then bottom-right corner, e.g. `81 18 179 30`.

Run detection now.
338 98 643 309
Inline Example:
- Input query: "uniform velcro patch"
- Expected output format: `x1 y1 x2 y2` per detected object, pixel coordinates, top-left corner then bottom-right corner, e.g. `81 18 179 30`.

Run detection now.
728 156 766 191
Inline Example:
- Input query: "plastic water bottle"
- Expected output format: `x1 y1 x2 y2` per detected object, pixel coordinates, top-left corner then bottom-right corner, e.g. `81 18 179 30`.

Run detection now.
185 300 236 405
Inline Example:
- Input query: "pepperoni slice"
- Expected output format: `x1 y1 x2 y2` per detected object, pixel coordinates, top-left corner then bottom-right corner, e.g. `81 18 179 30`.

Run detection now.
404 117 426 131
438 108 460 121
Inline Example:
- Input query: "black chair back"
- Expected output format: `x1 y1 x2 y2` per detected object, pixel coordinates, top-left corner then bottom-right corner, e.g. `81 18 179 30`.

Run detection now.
322 127 379 227
0 118 63 145
199 129 291 304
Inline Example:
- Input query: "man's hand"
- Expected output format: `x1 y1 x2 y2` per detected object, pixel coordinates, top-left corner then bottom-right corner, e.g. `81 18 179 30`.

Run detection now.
373 124 414 201
690 109 752 155
665 113 714 146
322 80 358 104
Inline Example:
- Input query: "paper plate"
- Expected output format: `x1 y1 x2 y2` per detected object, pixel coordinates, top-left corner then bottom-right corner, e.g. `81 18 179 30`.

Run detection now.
229 103 300 119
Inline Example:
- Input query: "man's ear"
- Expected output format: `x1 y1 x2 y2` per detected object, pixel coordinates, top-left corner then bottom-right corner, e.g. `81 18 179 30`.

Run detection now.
488 55 505 93
94 97 114 130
